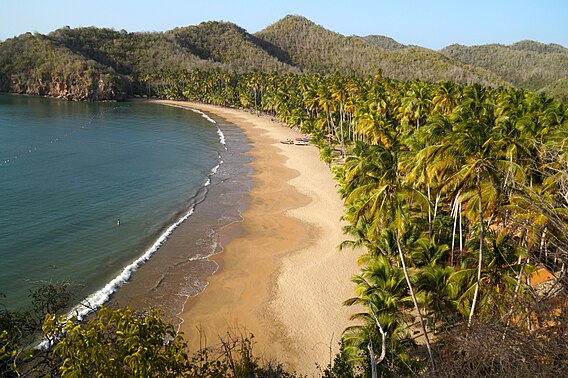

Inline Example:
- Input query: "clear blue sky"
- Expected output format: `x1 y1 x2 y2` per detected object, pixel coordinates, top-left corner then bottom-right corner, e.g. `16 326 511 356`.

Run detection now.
1 0 566 49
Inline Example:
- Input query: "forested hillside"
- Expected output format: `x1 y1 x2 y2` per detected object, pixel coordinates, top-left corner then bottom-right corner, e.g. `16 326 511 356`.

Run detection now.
0 32 118 100
255 15 508 86
166 21 298 73
0 15 566 101
49 26 212 76
361 34 407 50
441 41 568 99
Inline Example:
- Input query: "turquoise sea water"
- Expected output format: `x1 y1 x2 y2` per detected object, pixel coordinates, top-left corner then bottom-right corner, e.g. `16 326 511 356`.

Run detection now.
0 95 250 319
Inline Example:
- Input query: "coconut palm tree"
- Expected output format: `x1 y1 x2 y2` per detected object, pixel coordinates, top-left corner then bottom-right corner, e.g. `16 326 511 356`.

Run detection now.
432 81 461 116
342 132 436 368
425 84 506 326
343 255 419 376
414 264 461 329
398 81 432 131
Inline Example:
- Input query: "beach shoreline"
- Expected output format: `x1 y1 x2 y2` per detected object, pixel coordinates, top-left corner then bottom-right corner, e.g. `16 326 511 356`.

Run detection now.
151 100 360 375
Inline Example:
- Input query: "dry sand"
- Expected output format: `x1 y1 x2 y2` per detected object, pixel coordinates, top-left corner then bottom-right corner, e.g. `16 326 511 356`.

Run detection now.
152 100 360 375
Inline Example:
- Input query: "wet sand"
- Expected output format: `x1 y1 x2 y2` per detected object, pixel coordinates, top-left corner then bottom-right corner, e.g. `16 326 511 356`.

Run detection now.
152 100 360 375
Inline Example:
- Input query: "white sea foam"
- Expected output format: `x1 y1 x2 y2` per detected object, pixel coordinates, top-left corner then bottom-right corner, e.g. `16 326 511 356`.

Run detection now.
37 206 198 349
211 163 220 175
217 128 227 150
66 152 224 321
161 103 227 150
163 104 217 125
189 109 217 124
68 207 196 320
187 253 210 262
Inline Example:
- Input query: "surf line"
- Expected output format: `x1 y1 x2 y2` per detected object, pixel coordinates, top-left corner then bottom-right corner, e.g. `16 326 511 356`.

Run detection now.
162 103 228 151
67 155 224 321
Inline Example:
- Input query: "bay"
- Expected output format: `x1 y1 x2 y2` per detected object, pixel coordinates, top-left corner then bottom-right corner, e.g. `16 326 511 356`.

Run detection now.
0 95 245 316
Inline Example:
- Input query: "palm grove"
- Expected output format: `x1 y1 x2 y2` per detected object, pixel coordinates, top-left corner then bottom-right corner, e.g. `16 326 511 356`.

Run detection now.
2 58 568 378
152 70 567 375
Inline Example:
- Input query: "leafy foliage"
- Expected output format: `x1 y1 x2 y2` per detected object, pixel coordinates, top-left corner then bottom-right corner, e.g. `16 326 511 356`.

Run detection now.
3 297 298 377
441 41 568 98
44 307 189 377
255 15 509 86
1 282 73 377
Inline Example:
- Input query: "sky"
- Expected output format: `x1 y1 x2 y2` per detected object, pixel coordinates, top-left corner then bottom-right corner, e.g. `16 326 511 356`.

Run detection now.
1 0 567 49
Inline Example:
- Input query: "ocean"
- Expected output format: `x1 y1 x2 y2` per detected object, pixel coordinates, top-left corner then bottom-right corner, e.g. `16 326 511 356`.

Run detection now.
0 95 251 324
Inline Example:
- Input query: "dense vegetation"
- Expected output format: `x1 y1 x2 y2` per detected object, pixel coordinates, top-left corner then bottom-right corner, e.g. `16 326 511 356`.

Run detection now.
0 32 118 100
256 16 508 86
166 22 298 74
1 15 566 100
3 67 567 376
441 41 568 100
146 67 568 376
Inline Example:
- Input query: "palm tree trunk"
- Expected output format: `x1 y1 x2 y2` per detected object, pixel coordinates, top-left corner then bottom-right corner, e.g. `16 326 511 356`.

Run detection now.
468 169 484 327
433 192 440 224
396 232 435 370
459 201 463 258
427 185 432 238
339 106 346 158
368 301 386 378
450 194 459 266
368 341 378 378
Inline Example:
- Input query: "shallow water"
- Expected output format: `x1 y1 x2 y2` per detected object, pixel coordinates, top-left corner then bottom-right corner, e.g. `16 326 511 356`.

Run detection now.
0 95 251 320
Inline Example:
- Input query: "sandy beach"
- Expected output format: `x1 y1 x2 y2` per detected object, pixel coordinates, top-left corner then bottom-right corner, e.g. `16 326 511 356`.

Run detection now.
152 100 360 375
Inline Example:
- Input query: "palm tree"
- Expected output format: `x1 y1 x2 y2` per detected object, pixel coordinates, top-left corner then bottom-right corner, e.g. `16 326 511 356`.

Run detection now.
426 84 505 326
343 255 418 376
415 264 460 329
343 133 436 368
398 81 432 131
410 237 450 268
331 73 349 157
451 230 529 321
316 80 337 140
432 81 461 116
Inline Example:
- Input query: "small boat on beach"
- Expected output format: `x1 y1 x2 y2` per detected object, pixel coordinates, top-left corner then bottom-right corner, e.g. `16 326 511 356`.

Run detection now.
280 137 311 145
294 137 310 145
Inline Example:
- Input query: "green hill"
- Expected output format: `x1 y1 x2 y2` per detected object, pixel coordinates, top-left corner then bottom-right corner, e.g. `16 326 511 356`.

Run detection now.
0 32 118 100
539 77 568 101
166 21 298 73
47 26 211 76
255 15 509 86
1 15 566 100
510 40 568 54
360 35 407 50
440 41 568 97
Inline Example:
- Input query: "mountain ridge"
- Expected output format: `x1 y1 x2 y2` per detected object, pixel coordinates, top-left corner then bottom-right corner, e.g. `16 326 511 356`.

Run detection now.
440 39 568 97
1 15 566 100
254 15 511 86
